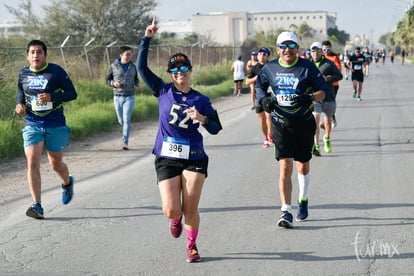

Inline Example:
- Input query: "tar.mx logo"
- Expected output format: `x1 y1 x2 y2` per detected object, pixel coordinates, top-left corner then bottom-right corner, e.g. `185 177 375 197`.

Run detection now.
351 229 400 261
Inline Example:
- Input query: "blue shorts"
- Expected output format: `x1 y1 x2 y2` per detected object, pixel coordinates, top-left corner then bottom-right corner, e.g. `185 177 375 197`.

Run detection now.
22 125 71 152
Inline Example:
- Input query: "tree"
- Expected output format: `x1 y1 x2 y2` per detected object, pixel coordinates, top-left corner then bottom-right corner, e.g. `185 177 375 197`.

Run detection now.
6 0 156 46
378 33 394 49
393 6 414 51
183 33 198 45
5 0 43 39
327 27 350 46
289 22 313 41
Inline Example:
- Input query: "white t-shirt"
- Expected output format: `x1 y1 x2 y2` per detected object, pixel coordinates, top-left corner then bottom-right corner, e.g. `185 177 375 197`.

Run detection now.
232 60 245 81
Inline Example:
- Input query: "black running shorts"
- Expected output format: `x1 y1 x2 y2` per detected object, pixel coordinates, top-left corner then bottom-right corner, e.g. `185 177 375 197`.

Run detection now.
272 116 316 162
154 156 209 182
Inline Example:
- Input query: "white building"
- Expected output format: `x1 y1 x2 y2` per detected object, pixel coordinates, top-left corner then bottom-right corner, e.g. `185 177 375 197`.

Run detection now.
0 21 25 37
186 10 337 45
192 11 337 45
158 19 193 40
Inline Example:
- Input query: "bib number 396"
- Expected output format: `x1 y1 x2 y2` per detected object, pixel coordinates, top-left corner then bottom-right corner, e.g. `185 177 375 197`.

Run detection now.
160 136 190 159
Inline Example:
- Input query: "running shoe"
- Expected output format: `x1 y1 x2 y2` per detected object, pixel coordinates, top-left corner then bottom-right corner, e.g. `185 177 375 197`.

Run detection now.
332 120 337 128
186 244 201 263
352 92 356 98
169 216 183 238
357 96 362 102
323 136 332 153
122 144 129 150
62 175 74 205
312 144 321 156
26 202 44 219
296 199 309 221
277 211 293 228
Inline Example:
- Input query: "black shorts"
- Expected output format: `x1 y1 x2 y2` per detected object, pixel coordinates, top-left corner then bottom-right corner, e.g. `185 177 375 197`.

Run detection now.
255 102 265 113
154 156 209 182
272 115 316 162
255 93 270 113
352 71 364 82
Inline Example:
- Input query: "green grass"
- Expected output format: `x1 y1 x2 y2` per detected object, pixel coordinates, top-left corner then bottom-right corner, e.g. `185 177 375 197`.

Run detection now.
0 63 233 162
0 118 25 161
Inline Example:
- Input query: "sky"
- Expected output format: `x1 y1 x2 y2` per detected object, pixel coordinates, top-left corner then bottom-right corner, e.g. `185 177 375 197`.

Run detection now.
0 0 411 45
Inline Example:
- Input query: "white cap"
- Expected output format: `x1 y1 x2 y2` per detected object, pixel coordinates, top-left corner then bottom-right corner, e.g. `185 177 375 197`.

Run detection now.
276 31 298 45
310 42 322 49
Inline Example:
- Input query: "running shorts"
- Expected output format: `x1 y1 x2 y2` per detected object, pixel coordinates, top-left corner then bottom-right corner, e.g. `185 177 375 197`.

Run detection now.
154 156 209 182
272 115 316 162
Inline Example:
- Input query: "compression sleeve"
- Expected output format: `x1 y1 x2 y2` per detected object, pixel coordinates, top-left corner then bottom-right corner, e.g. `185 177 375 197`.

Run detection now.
137 36 163 95
203 110 222 135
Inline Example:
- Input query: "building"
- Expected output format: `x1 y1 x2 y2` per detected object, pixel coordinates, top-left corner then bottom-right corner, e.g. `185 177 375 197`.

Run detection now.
157 19 192 40
0 21 25 37
190 11 337 45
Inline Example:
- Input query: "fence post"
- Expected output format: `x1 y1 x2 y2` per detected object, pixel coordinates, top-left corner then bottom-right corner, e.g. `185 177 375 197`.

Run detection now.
190 41 200 64
60 35 70 71
84 38 95 79
105 40 118 67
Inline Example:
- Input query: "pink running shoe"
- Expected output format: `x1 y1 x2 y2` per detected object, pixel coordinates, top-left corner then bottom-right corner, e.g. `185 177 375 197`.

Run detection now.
186 244 201 263
169 216 183 238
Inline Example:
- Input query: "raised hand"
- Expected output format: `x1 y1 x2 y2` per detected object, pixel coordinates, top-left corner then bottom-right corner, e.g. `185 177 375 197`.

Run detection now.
145 16 159 38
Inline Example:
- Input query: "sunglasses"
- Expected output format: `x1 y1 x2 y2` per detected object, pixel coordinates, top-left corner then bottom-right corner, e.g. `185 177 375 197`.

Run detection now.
169 65 190 74
322 48 331 52
278 43 297 50
311 49 322 53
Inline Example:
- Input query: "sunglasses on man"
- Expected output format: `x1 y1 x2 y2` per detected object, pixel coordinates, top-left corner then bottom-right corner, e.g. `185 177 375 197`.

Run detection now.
278 43 297 50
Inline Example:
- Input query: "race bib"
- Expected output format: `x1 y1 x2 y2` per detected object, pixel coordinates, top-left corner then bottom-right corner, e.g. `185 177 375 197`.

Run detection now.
276 90 296 107
31 97 53 111
354 64 362 70
160 136 190 159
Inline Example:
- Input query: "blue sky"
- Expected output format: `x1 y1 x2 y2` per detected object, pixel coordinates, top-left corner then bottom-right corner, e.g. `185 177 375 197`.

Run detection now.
1 0 411 45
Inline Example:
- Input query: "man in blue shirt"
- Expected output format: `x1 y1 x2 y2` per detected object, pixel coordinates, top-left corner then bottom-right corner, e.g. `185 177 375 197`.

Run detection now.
16 40 77 219
255 32 327 228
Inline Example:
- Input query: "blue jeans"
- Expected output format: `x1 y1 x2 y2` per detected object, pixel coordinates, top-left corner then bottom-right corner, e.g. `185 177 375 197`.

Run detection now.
114 95 135 145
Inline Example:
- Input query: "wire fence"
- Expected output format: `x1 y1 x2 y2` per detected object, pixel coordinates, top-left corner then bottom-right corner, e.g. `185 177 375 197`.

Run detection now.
0 44 251 80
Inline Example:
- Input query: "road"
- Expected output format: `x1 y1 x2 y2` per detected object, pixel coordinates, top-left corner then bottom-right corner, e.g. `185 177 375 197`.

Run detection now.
1 59 413 275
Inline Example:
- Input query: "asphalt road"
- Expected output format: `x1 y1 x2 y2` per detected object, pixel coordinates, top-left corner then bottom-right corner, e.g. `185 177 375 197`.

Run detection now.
1 58 413 275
